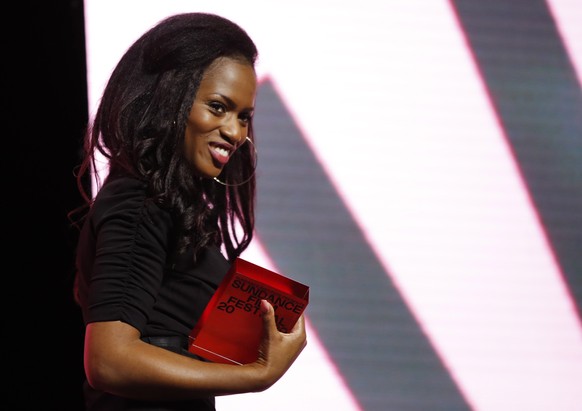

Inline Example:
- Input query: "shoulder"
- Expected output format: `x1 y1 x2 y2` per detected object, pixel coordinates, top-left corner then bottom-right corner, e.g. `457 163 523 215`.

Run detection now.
90 176 172 230
95 176 148 202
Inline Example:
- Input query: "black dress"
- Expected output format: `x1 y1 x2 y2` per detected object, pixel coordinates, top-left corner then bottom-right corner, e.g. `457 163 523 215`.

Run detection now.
75 176 230 411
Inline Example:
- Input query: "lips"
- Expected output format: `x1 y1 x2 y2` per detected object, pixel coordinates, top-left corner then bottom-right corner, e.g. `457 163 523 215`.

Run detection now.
209 142 232 167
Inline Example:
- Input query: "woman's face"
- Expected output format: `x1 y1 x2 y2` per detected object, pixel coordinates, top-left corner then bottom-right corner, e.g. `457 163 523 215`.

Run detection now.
184 56 257 179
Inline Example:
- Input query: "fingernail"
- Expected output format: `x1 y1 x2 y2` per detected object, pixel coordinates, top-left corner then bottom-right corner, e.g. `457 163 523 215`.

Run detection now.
260 299 269 314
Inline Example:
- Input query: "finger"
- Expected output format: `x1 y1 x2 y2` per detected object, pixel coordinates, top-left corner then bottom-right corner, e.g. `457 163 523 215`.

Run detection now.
289 313 305 334
260 300 277 332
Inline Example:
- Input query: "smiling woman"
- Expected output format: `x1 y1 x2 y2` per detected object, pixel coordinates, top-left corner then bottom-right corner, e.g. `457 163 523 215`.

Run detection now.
80 2 582 411
69 12 306 411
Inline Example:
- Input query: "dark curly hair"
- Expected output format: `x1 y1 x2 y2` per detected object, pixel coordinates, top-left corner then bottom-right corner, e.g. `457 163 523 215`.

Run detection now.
73 12 258 262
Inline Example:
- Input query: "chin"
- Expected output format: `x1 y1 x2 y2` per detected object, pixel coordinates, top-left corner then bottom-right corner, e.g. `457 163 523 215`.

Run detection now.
192 163 221 180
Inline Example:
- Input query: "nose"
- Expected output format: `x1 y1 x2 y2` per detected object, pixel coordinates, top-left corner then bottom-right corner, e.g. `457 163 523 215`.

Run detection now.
220 114 245 147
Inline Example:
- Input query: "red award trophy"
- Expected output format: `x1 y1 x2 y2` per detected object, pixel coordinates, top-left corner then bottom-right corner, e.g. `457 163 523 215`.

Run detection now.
188 258 310 365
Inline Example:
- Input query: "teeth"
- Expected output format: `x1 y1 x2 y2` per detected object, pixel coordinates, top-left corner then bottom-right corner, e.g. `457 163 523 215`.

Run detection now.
213 146 230 157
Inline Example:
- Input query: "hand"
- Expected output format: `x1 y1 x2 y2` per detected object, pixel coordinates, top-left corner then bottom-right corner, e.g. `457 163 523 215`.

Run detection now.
251 299 307 391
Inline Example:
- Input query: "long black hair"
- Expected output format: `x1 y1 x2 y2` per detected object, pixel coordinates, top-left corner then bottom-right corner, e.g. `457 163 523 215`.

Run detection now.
73 12 258 262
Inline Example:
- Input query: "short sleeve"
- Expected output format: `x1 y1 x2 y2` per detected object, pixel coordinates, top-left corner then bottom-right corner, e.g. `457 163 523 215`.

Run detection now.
79 177 173 333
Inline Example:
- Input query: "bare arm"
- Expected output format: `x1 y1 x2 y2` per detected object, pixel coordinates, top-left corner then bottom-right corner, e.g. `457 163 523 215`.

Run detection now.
84 300 307 400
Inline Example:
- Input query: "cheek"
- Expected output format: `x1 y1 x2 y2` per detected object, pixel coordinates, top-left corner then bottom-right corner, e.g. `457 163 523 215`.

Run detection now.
184 113 207 155
186 107 214 138
183 128 204 165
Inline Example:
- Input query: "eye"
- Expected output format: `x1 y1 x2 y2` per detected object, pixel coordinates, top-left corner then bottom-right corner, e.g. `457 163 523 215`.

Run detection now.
239 112 253 125
208 101 226 114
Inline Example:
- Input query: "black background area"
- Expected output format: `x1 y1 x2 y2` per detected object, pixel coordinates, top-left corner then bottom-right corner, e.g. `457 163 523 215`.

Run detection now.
7 1 87 409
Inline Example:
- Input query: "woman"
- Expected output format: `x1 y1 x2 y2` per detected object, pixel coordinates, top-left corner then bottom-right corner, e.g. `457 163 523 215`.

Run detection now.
72 12 307 411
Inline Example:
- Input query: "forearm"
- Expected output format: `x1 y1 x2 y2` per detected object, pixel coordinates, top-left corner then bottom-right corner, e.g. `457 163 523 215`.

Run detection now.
90 343 266 400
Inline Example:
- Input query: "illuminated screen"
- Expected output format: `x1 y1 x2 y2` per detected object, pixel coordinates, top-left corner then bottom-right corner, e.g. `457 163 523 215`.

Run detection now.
83 1 582 410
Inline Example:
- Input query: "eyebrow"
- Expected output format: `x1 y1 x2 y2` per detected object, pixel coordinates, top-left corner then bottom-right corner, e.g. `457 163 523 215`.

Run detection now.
216 93 255 113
